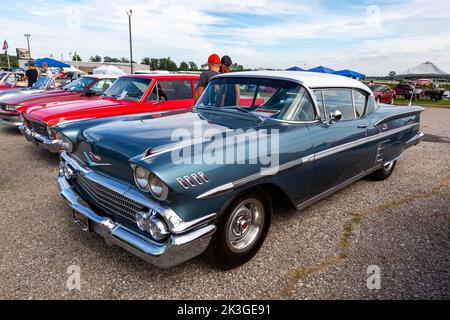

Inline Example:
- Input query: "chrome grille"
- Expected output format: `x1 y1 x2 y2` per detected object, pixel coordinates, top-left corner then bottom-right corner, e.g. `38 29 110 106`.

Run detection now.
75 174 144 222
28 119 49 138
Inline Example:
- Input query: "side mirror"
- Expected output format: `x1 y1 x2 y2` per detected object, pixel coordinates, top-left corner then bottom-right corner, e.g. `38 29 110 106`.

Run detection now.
329 110 342 123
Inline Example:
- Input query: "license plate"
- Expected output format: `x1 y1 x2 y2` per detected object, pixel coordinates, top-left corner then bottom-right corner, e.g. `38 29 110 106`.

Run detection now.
73 210 90 232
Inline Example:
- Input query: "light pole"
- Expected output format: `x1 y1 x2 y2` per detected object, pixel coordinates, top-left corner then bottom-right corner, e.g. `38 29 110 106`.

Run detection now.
126 10 133 74
24 34 31 59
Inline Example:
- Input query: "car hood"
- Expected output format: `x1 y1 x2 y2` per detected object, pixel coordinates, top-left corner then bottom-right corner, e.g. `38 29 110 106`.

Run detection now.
23 98 123 125
0 89 47 101
75 109 265 182
0 89 71 105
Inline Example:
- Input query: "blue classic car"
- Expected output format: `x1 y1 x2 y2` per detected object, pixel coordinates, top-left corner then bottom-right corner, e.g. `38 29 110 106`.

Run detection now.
55 71 424 269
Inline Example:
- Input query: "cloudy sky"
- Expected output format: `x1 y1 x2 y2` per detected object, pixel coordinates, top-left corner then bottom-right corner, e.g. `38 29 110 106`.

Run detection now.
1 0 449 76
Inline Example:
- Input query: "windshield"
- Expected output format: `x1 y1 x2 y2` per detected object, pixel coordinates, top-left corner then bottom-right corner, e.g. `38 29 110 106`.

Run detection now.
196 77 317 121
368 85 384 91
3 74 18 85
32 76 51 89
63 77 95 93
103 77 152 101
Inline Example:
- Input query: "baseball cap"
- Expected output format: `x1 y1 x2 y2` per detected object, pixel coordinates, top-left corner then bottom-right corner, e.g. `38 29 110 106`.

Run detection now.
208 54 221 64
221 55 232 66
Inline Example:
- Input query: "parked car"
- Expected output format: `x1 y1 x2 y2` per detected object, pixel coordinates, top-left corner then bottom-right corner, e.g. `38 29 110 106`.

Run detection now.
19 73 200 152
394 84 425 100
424 88 446 101
444 91 450 99
368 84 396 104
0 75 117 127
0 71 26 90
54 71 424 269
0 74 61 99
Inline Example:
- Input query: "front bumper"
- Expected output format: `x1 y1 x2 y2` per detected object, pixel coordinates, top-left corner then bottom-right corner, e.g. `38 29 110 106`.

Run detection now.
57 155 216 268
0 113 22 127
19 124 61 153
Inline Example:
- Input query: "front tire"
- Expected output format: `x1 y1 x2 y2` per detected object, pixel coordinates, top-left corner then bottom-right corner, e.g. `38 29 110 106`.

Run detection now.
207 189 272 270
368 161 396 181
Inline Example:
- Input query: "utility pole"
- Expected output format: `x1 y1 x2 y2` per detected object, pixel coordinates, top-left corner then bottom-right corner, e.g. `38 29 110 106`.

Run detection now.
24 34 31 59
126 10 133 74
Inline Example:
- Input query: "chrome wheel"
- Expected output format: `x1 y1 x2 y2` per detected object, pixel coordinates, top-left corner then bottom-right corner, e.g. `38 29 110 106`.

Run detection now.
226 198 264 253
383 161 394 171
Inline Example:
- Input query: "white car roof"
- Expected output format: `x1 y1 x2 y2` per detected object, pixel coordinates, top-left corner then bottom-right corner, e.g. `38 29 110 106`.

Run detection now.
215 70 371 93
83 74 119 79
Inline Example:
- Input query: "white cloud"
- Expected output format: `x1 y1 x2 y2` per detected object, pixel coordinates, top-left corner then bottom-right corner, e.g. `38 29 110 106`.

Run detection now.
0 0 448 76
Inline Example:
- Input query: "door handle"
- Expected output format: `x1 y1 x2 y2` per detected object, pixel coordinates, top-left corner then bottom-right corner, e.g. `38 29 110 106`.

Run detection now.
357 124 368 129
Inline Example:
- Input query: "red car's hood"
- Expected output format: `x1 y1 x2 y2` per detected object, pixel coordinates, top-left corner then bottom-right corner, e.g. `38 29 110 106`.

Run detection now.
0 89 71 105
23 98 124 126
0 83 15 89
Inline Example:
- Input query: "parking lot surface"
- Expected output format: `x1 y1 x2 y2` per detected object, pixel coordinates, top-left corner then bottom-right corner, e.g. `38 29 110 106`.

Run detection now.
0 107 449 299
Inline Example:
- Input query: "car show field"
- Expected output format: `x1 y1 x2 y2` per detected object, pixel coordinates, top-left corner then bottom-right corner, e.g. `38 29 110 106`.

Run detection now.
0 106 448 299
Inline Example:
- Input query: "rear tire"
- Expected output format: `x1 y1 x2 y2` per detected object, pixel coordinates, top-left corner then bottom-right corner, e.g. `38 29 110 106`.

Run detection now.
368 161 396 181
207 189 272 270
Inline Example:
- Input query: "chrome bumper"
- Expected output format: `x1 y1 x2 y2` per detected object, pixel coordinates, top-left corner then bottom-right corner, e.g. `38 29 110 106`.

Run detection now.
0 114 22 127
405 131 424 149
57 171 216 268
19 124 61 153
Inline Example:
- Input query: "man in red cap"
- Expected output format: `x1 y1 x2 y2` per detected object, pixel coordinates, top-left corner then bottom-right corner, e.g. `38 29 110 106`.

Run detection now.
194 53 221 102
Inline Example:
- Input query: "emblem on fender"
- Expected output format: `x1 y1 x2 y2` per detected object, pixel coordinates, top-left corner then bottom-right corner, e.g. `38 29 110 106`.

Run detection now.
84 152 111 167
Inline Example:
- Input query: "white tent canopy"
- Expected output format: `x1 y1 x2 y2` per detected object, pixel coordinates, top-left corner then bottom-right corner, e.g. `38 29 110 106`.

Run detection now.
63 65 85 74
398 62 449 77
93 65 125 75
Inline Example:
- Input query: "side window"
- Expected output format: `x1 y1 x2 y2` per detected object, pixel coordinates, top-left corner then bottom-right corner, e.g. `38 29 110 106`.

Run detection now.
322 89 355 120
293 90 316 121
90 79 114 95
367 95 377 113
314 90 326 120
158 80 193 100
146 83 158 102
353 90 367 117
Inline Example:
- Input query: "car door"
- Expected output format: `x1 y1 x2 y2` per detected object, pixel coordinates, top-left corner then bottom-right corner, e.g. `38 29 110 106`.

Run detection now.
308 88 373 196
144 79 195 112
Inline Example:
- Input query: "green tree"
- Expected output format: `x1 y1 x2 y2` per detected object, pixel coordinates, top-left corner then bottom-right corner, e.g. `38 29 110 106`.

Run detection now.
231 63 244 72
188 61 198 71
120 57 130 63
179 61 189 71
200 63 208 70
72 53 82 62
89 55 102 62
103 56 120 63
388 71 396 80
158 57 177 71
0 54 19 68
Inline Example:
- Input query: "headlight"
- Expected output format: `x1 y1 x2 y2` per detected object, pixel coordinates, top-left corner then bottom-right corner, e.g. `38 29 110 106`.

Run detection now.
5 105 16 111
136 210 169 241
56 133 73 153
133 165 169 200
134 166 150 191
149 172 169 200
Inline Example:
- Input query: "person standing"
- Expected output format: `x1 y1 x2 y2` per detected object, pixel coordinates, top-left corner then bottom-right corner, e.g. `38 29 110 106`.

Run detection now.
25 61 38 87
194 53 221 102
219 55 240 106
42 62 53 78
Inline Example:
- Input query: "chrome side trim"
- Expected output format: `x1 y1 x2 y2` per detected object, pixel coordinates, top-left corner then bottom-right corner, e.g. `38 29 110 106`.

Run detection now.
296 164 383 211
196 124 418 200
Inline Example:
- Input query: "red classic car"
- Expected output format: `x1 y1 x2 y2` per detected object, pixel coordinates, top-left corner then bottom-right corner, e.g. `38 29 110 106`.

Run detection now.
368 84 396 104
0 75 117 127
18 73 200 152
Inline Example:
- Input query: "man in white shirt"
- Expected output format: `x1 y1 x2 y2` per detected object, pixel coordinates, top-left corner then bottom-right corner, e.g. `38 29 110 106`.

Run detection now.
42 62 53 78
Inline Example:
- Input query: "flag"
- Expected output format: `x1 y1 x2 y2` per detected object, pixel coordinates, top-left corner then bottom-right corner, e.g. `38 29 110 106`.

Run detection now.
2 40 8 53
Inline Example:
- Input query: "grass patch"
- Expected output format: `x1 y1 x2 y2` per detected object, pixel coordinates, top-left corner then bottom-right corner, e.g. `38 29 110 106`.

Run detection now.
394 97 450 107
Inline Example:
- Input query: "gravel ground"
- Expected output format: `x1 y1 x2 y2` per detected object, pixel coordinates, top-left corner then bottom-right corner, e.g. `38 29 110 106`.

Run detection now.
0 108 449 300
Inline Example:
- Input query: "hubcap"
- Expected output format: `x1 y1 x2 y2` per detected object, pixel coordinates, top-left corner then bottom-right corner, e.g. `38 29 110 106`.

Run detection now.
226 198 264 253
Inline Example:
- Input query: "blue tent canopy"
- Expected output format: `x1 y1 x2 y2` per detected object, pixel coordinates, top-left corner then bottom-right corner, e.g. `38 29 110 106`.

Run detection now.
285 66 305 71
307 66 335 74
34 58 70 68
333 69 366 79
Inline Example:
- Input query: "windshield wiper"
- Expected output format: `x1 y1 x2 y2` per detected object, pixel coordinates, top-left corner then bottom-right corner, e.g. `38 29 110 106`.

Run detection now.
224 106 253 114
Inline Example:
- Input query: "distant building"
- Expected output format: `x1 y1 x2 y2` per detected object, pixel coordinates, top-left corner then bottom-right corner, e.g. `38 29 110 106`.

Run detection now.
397 62 450 83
